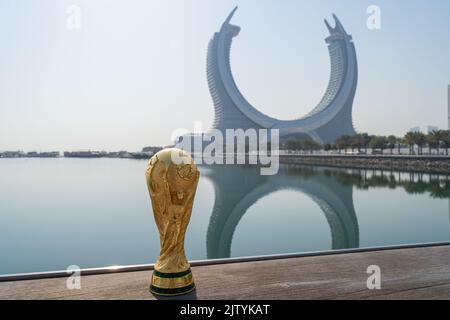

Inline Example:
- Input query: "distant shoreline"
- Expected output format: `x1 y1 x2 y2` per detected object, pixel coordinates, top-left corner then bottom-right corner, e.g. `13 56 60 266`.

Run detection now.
2 152 449 174
0 150 160 160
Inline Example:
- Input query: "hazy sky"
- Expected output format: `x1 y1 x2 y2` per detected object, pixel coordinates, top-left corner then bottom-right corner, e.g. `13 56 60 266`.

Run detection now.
1 0 449 151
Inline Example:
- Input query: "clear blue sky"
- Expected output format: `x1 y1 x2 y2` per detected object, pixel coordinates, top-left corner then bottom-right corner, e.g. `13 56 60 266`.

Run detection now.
1 0 449 151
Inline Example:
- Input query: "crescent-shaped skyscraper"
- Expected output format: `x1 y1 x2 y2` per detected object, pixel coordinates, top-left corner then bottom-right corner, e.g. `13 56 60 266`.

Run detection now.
207 7 358 144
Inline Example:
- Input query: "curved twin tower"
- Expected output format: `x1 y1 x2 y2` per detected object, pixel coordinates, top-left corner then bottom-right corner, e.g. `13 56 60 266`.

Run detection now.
207 7 358 144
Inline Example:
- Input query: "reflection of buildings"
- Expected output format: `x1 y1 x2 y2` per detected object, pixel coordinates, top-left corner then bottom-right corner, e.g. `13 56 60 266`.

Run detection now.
203 165 360 259
207 8 358 144
203 166 450 259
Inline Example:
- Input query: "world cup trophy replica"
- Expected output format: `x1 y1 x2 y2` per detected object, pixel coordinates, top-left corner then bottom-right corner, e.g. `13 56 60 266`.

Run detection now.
145 148 200 296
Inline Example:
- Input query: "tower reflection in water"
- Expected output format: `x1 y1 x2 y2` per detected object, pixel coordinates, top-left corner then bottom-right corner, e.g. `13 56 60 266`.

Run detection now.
201 165 450 259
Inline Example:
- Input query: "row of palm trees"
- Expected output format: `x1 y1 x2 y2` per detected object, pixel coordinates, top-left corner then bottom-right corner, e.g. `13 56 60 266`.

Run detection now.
282 130 450 155
403 130 450 155
283 139 322 154
332 133 401 154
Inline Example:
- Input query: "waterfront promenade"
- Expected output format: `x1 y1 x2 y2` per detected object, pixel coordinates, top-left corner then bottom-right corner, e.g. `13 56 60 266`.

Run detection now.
279 154 450 173
1 244 449 300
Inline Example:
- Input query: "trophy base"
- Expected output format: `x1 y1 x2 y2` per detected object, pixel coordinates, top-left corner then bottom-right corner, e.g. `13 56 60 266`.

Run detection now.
150 268 196 297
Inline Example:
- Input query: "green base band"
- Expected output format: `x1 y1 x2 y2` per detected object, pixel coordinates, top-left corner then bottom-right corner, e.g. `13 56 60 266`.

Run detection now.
153 268 192 279
150 283 196 296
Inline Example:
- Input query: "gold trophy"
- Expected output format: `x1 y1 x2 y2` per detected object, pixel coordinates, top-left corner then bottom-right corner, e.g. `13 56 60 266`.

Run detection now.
145 148 200 296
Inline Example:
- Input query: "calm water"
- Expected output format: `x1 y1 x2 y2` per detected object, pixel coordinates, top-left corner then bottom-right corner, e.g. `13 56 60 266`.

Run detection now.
0 158 449 275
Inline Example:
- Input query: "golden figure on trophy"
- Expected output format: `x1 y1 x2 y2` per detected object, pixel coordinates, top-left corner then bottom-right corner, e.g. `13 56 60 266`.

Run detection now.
145 148 200 296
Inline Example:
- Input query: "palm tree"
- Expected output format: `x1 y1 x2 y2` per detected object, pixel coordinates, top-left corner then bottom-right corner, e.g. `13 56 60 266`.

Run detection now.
414 132 426 155
324 143 332 152
302 139 322 154
341 135 353 154
429 130 445 155
284 139 302 151
334 137 342 153
404 132 415 155
425 132 435 155
387 135 397 155
397 137 403 155
369 136 388 154
442 130 450 156
357 133 371 154
335 136 349 154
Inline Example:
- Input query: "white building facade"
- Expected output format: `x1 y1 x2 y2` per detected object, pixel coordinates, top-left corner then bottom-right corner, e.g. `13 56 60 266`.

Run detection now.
207 7 358 144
